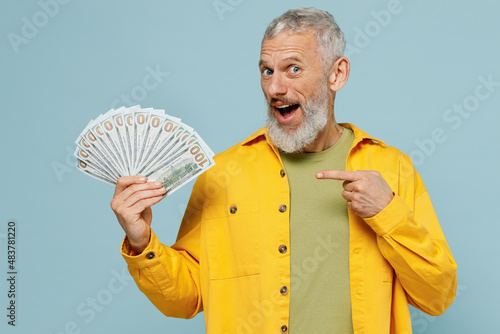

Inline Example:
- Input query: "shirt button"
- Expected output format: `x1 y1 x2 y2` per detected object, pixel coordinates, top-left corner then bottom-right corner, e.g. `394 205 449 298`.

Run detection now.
279 204 287 213
278 244 287 254
229 205 237 214
146 252 155 259
281 325 288 333
280 286 288 295
280 169 286 177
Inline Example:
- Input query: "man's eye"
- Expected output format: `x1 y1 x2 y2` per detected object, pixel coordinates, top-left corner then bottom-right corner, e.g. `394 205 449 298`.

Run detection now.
290 66 300 73
263 69 273 76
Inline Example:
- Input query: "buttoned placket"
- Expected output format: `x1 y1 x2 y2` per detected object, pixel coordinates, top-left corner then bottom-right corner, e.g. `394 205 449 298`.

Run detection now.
274 148 290 333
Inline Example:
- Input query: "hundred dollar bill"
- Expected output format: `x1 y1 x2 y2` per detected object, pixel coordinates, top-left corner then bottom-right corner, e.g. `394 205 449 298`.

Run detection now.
91 113 128 176
123 106 140 174
147 139 215 195
99 109 129 175
110 107 132 174
132 107 155 174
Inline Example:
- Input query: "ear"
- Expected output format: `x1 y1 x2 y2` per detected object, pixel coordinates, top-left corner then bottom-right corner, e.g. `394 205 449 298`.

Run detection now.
328 57 350 92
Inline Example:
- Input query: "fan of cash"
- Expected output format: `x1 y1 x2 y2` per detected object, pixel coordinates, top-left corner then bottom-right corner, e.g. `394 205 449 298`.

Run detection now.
74 105 215 196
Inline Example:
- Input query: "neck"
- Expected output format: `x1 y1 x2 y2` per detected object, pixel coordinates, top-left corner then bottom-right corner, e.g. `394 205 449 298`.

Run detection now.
300 105 343 153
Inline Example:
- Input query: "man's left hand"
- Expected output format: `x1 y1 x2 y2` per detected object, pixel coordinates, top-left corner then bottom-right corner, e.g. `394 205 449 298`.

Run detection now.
316 170 394 218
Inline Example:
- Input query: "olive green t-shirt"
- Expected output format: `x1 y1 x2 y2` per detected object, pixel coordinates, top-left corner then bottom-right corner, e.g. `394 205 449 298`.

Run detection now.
280 128 355 333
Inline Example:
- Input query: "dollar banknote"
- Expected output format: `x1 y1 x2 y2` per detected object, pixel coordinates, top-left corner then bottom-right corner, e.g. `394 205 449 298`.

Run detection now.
75 106 215 196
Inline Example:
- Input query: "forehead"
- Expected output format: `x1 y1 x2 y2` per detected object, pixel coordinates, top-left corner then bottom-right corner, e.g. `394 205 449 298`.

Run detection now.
260 31 319 64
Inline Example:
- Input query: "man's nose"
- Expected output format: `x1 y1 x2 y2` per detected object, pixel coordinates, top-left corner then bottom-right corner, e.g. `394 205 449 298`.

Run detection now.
267 73 287 97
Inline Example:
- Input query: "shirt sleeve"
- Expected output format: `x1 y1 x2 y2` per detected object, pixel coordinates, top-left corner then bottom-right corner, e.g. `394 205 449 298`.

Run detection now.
120 176 207 319
363 155 457 316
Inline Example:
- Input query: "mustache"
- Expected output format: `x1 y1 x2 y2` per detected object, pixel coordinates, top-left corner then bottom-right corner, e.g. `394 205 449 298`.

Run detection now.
269 97 301 106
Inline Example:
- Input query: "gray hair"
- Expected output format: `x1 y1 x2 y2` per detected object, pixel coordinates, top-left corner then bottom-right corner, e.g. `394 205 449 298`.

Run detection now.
262 8 346 70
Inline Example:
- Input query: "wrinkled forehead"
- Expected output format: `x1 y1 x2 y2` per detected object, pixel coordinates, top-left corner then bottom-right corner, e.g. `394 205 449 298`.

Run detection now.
261 28 318 50
259 30 320 64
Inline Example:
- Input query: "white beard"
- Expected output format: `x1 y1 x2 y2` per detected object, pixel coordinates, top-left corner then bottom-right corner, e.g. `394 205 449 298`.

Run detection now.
266 85 330 153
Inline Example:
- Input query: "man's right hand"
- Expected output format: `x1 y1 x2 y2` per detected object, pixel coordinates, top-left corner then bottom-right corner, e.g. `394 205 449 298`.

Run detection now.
110 176 167 254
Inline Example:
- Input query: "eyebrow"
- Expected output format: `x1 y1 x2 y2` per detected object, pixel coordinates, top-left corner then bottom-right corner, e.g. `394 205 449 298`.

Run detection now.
283 56 304 63
258 56 304 68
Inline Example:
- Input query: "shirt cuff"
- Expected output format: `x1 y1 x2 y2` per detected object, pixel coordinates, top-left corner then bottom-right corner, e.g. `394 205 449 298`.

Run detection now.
121 229 163 269
363 194 411 236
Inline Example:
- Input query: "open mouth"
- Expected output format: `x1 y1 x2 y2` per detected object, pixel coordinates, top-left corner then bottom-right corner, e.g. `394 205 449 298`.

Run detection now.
275 104 300 118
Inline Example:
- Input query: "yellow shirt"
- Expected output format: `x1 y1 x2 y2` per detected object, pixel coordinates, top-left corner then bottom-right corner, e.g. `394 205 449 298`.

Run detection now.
121 123 457 334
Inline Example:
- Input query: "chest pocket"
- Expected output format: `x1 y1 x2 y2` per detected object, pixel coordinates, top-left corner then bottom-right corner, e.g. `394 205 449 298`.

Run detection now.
204 201 260 280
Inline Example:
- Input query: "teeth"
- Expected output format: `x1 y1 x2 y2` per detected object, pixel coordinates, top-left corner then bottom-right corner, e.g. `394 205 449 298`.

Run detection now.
276 105 292 109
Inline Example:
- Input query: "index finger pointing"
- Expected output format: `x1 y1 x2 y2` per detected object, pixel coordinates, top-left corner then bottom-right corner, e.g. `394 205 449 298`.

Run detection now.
316 170 360 181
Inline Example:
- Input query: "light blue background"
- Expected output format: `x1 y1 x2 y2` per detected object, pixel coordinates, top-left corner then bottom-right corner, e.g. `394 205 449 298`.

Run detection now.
1 0 499 333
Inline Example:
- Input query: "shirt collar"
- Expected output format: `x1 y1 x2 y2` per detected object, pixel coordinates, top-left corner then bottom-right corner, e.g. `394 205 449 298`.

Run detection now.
241 123 386 149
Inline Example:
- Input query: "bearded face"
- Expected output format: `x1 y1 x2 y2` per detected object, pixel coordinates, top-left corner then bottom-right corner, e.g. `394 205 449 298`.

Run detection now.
266 81 330 153
260 32 334 153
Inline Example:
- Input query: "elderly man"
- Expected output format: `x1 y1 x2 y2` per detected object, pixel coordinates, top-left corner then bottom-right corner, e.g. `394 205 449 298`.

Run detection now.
111 8 457 334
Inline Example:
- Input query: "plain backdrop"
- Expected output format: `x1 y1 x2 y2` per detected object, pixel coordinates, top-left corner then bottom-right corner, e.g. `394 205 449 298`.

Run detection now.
1 0 499 333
